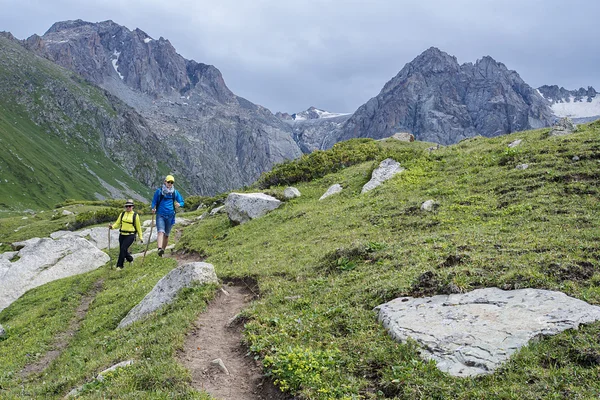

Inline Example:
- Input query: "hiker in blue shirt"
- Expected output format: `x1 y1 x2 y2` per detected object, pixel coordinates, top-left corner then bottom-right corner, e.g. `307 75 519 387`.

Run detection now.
151 175 184 257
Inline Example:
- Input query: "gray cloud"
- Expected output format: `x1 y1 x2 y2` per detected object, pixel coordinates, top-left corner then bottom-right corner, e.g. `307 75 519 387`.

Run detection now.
1 0 598 113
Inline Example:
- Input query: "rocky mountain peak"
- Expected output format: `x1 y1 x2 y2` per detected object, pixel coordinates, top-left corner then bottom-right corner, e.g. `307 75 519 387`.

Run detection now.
337 47 554 146
381 47 459 95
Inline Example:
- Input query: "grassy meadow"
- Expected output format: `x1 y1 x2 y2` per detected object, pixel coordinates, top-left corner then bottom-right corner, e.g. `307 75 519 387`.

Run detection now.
1 122 600 399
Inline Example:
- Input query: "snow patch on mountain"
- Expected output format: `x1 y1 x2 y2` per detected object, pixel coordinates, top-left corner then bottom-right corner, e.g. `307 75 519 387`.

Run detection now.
291 106 350 121
548 95 600 119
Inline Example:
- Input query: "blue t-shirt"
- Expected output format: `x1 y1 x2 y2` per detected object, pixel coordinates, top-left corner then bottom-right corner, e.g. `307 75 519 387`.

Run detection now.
151 188 184 217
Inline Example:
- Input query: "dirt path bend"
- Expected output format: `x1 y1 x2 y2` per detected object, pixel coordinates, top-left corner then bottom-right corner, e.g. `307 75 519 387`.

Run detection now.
177 282 289 400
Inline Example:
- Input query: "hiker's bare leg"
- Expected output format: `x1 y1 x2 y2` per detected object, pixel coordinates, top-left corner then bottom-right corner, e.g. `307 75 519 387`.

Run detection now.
163 235 169 249
157 232 164 249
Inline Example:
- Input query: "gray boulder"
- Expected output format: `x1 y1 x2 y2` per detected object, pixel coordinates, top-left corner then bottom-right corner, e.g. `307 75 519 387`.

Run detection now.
225 193 281 225
376 287 600 377
421 199 438 211
0 237 109 312
389 132 415 142
283 187 301 199
508 139 523 148
549 117 577 136
210 205 225 215
319 184 343 200
361 158 404 193
118 262 218 328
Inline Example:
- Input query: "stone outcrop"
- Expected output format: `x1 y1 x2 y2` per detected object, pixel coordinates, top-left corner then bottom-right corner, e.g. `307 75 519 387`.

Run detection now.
118 262 218 328
361 158 404 193
225 193 282 224
0 237 109 312
376 287 600 377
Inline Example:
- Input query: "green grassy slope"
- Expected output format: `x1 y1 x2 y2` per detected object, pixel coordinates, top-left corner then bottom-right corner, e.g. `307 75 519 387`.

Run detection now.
1 123 599 399
0 37 151 213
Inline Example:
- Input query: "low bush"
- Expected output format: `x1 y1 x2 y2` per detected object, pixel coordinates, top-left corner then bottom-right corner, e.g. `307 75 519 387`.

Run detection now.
257 139 381 188
71 207 121 230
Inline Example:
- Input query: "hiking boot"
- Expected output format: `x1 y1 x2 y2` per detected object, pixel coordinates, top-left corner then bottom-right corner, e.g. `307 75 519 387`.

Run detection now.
158 248 164 257
126 254 134 263
116 265 124 270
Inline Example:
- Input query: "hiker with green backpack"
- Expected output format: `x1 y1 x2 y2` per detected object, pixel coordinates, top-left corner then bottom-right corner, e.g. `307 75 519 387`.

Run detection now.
151 175 184 257
109 199 143 269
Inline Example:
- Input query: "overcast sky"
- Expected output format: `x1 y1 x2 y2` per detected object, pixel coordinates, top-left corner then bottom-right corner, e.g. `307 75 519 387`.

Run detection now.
1 0 598 114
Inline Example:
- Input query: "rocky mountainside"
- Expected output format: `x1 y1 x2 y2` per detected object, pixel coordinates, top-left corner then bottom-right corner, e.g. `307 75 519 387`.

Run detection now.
333 47 555 146
0 33 166 210
537 85 600 123
24 20 302 195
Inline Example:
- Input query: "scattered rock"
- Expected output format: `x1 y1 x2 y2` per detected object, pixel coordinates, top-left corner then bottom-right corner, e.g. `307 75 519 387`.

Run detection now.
389 132 415 142
211 358 230 375
319 184 343 200
96 360 135 381
549 117 577 136
283 187 301 199
515 163 529 170
0 324 5 339
421 199 438 211
210 205 225 215
361 158 404 193
508 139 522 148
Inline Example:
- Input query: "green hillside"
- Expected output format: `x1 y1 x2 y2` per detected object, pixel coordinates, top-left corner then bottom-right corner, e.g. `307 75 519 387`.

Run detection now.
1 124 600 399
0 36 152 213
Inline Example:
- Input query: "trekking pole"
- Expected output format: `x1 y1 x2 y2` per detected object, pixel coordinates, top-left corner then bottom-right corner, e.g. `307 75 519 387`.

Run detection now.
107 226 112 270
142 216 154 267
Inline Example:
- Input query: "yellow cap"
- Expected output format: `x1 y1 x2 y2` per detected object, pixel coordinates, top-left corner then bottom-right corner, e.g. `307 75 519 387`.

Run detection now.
165 175 175 183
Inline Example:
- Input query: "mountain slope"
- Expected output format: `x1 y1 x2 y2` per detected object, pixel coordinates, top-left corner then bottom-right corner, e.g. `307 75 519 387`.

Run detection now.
1 121 600 398
24 20 302 195
0 34 171 211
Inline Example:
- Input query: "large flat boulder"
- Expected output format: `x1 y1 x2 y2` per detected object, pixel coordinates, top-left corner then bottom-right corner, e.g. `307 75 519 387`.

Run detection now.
0 237 109 312
117 262 218 328
376 287 600 377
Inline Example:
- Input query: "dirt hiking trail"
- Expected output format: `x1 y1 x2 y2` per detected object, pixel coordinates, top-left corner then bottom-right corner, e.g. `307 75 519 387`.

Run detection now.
172 250 290 400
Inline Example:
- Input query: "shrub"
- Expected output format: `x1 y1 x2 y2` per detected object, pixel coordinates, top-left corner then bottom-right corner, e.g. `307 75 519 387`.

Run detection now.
71 207 122 230
257 139 381 189
184 193 227 211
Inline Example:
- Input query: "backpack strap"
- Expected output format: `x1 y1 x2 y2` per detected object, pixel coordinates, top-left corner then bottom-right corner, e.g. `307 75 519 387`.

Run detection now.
155 191 177 213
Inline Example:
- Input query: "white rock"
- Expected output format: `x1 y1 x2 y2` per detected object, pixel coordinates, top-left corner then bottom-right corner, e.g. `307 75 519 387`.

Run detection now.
319 184 343 200
283 187 301 199
361 158 404 193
